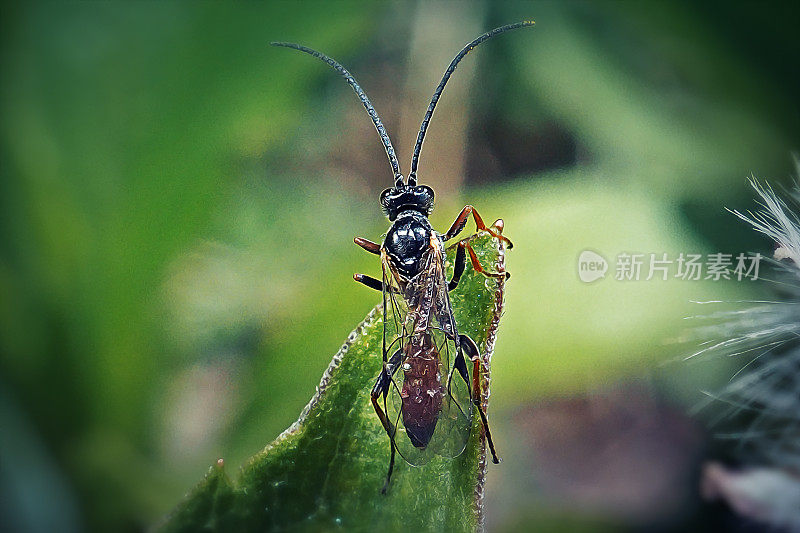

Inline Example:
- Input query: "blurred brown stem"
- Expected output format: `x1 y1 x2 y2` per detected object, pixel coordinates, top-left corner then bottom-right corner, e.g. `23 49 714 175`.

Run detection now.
398 2 486 208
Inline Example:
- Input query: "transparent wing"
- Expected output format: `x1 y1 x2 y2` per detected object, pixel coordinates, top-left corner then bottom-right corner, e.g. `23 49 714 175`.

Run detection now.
380 255 432 466
380 254 408 359
380 242 473 466
428 242 473 459
385 353 437 466
425 326 473 459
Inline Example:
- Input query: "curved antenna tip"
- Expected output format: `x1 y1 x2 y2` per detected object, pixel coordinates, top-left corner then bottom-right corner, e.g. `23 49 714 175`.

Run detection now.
270 39 403 182
408 21 535 182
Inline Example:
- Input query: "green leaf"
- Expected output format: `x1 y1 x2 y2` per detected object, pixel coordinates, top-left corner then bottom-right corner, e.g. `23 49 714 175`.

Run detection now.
158 230 508 532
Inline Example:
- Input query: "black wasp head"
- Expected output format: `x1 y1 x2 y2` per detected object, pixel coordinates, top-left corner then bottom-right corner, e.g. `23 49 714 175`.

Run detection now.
380 185 435 221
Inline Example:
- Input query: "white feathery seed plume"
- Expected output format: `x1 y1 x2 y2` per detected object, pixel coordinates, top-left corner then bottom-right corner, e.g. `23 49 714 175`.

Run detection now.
692 169 800 531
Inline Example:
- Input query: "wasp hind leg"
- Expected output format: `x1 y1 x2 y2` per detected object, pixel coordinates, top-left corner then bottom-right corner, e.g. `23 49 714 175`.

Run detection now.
370 348 403 494
455 334 500 464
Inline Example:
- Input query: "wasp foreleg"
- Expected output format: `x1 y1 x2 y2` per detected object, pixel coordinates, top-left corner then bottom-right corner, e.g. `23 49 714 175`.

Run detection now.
457 334 501 464
449 236 508 290
354 237 381 255
371 348 403 493
465 241 510 280
442 205 513 249
353 273 383 291
448 241 467 291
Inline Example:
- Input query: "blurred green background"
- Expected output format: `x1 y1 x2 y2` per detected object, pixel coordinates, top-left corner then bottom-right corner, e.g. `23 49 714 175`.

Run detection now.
1 1 799 531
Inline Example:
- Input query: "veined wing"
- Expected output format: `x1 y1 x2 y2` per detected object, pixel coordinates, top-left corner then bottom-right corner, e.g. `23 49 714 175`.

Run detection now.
379 239 474 466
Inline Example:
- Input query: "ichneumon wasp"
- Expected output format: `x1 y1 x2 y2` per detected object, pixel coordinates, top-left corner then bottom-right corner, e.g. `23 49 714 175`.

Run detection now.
273 21 532 493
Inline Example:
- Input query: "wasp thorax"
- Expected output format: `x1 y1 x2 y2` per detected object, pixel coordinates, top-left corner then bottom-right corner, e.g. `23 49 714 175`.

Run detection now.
380 185 434 221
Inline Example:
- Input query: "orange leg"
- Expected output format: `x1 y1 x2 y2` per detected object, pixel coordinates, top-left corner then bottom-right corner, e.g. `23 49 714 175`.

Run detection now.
459 334 500 464
465 241 510 280
471 357 499 463
443 205 513 249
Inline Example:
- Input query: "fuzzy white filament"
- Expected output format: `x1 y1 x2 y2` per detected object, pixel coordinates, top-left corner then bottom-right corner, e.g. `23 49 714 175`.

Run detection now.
694 174 800 530
728 176 800 267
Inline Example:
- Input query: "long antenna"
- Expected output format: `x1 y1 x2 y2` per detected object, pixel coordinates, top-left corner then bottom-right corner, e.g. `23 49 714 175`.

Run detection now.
407 21 534 186
272 42 405 187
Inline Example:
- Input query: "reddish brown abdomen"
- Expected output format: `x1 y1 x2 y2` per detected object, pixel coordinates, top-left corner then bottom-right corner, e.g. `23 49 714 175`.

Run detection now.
401 333 443 448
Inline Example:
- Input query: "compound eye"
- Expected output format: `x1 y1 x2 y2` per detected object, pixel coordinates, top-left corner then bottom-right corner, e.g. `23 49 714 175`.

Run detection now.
379 188 393 208
419 185 434 204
